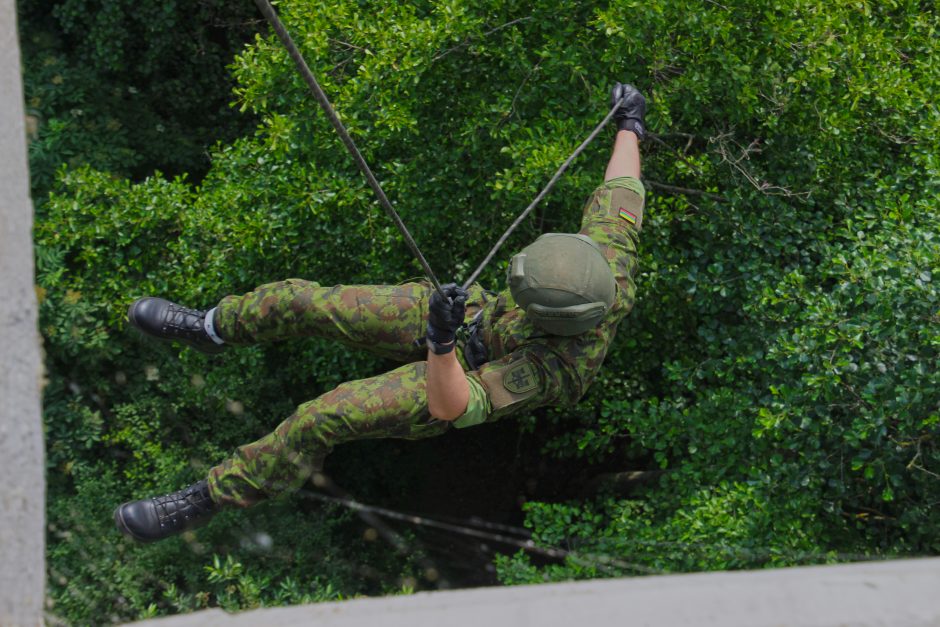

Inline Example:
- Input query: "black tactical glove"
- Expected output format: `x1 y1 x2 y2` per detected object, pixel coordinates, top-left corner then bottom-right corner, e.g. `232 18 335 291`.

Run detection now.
610 82 647 140
427 283 468 355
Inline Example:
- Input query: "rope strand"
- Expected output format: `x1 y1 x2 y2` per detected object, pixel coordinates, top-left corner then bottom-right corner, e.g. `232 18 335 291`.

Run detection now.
253 0 446 297
461 100 622 290
298 488 662 576
255 0 619 293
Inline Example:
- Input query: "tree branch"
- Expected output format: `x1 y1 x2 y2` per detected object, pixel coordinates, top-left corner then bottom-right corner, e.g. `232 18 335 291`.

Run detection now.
644 179 728 202
432 17 533 62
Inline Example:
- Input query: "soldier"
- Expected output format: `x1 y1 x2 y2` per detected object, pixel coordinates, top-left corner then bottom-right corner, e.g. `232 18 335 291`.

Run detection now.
114 83 648 543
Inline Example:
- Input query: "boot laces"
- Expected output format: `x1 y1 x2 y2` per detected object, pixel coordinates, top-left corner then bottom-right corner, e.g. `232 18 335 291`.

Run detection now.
162 303 206 339
154 482 215 529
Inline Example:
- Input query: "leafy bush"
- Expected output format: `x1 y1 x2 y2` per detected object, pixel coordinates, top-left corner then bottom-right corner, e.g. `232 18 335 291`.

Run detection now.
19 0 260 194
496 0 940 581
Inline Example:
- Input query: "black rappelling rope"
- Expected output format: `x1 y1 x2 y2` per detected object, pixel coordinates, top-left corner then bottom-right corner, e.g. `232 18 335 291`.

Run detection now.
255 0 619 295
253 0 446 297
461 99 622 290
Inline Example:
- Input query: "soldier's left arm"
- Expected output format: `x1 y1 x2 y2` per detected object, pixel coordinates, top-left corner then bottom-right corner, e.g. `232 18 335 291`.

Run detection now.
578 177 644 307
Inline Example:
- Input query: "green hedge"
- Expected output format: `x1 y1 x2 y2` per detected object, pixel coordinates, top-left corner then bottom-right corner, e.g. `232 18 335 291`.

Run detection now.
19 0 260 193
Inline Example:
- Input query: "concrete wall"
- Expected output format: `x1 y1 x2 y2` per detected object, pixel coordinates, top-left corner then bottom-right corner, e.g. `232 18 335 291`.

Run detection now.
0 1 46 625
134 557 940 627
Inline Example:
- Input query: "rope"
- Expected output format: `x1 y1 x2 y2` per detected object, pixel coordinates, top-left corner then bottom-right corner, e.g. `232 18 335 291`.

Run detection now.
255 0 619 294
253 0 446 297
461 99 622 290
298 488 663 576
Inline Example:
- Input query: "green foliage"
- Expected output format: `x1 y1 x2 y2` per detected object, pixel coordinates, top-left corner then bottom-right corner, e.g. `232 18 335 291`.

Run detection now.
47 481 417 623
27 0 939 622
494 0 940 581
19 0 260 194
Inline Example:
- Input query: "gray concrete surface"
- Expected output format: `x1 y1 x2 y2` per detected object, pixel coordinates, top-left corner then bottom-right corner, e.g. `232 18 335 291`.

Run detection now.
133 557 940 627
0 1 46 625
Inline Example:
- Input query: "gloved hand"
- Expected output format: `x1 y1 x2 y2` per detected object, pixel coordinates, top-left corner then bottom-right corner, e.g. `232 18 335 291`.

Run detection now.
427 283 468 354
610 82 647 140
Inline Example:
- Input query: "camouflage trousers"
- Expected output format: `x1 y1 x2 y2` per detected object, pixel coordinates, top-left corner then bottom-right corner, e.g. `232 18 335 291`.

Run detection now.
206 279 478 507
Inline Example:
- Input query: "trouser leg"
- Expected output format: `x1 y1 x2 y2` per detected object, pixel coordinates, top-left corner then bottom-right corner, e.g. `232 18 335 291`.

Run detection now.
214 279 430 362
206 361 448 507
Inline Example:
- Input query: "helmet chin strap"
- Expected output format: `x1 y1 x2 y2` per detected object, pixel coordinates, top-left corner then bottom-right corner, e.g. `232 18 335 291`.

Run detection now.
527 302 609 337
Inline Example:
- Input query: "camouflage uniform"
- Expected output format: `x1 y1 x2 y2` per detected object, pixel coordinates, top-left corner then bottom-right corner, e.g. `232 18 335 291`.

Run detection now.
207 177 644 507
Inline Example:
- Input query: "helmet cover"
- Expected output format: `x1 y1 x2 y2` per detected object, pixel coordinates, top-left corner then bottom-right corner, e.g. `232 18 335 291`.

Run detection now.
508 233 616 336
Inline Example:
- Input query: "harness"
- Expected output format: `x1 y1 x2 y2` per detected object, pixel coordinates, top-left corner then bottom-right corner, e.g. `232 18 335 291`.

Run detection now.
411 304 489 369
461 311 488 370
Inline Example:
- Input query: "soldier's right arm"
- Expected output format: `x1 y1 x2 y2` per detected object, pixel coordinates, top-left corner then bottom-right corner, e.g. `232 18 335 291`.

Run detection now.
452 343 580 429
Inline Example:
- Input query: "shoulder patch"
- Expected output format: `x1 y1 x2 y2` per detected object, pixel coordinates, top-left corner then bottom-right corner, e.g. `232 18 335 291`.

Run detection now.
503 361 539 394
477 355 544 417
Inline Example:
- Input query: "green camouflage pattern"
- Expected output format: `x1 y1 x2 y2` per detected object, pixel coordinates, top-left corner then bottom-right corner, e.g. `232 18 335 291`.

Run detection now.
208 360 449 506
207 178 642 507
469 176 642 416
215 279 491 367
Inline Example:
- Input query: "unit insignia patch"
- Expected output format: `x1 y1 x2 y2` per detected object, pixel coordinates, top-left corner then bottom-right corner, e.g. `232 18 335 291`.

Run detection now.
503 361 539 394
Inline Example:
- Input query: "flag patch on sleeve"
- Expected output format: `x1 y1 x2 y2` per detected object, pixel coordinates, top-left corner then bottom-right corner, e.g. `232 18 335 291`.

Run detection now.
618 207 638 225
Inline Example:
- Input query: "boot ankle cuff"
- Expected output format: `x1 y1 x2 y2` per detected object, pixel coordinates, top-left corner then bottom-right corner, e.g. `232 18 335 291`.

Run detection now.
204 307 226 345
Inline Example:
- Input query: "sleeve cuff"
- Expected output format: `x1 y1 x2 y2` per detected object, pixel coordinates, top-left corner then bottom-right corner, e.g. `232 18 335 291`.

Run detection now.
453 374 491 429
603 176 645 202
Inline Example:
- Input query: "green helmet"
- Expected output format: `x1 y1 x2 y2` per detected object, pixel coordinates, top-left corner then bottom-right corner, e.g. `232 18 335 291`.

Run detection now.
508 233 616 336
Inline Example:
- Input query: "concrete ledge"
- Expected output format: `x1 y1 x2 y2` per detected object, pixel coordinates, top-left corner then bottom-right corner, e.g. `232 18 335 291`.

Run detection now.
0 0 45 624
131 557 940 627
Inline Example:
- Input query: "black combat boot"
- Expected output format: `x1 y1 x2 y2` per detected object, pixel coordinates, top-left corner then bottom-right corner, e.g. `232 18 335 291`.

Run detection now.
114 480 220 543
128 297 226 354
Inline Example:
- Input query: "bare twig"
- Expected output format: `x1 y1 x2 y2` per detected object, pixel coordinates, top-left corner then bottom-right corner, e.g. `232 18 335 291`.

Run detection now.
650 131 701 152
644 179 727 202
712 133 811 200
654 132 699 141
845 504 897 521
648 133 705 176
328 55 355 78
209 16 266 29
902 435 940 479
872 124 918 146
704 0 731 9
329 38 370 53
432 16 534 62
496 58 544 129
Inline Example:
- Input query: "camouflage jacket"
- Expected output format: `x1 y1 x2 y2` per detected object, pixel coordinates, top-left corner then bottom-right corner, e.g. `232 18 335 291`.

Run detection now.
458 177 643 425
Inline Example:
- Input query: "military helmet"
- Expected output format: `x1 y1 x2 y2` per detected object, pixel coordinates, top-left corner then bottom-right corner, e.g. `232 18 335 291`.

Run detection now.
508 233 616 336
